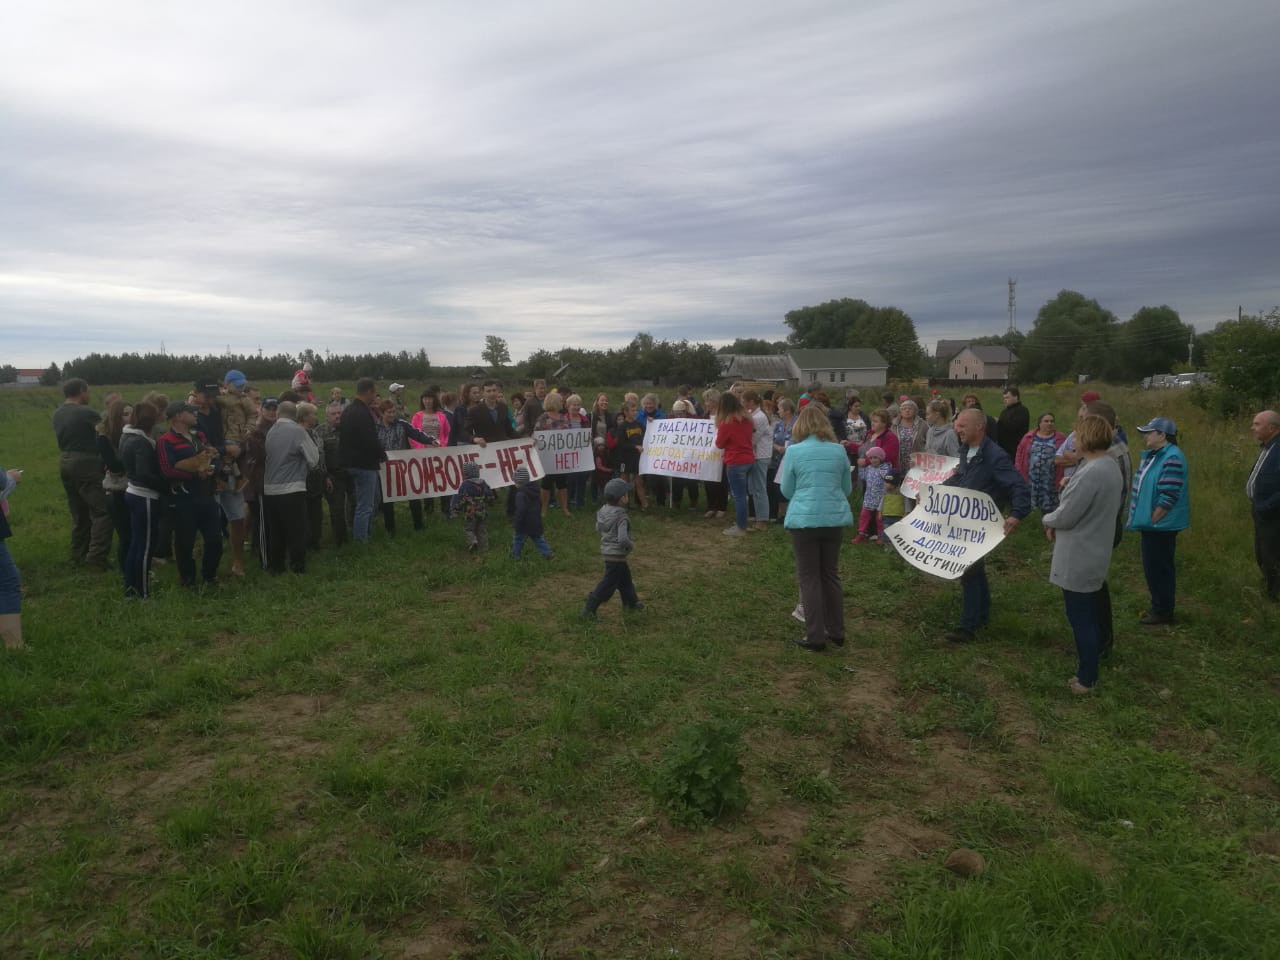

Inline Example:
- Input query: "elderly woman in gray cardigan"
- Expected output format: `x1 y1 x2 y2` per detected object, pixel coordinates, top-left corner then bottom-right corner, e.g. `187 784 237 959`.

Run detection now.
1042 414 1124 695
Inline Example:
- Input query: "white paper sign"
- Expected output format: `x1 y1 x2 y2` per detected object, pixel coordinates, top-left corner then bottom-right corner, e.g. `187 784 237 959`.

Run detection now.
533 427 593 475
888 482 1005 579
903 453 960 500
381 439 543 502
638 419 724 482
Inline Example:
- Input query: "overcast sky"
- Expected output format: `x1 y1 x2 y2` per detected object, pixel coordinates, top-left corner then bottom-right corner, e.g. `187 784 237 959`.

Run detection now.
3 0 1278 368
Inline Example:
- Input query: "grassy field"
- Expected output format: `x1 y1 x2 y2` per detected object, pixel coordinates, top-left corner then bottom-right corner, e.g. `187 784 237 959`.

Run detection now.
1 382 1277 959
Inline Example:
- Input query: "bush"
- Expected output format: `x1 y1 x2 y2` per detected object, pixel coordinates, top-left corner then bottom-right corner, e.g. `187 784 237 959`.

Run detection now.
653 721 748 825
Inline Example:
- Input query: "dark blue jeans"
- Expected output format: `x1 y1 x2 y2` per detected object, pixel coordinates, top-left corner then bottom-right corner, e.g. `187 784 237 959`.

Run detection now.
1063 588 1103 687
959 559 990 630
1140 530 1178 615
0 541 20 615
725 463 752 530
585 560 640 610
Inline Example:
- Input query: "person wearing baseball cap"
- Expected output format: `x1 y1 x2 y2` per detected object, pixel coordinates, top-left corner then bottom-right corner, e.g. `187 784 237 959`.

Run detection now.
1127 416 1188 625
581 477 644 619
156 399 222 588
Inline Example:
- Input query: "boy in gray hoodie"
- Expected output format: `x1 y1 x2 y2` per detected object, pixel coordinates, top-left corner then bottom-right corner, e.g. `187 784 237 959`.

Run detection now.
581 477 644 619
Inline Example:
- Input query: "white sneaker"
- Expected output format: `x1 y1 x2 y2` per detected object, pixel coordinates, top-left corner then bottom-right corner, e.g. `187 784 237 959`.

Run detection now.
722 525 746 537
791 604 805 623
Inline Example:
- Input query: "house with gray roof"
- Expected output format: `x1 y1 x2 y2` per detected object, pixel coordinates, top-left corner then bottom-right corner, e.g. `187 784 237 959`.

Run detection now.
785 349 888 389
949 345 1017 381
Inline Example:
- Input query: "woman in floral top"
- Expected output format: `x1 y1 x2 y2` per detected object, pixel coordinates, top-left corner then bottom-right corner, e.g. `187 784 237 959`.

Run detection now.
1016 413 1067 513
535 392 575 518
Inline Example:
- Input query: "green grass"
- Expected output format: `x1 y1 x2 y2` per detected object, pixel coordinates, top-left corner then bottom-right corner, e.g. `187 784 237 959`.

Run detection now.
1 382 1278 957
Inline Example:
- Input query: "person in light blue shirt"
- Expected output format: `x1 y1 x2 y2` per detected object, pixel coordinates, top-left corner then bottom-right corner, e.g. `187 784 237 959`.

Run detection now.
778 405 854 652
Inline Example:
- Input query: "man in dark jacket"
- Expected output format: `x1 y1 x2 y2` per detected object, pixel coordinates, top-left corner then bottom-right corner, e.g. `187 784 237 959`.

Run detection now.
52 378 113 569
340 378 385 543
1247 410 1280 600
465 380 520 445
942 409 1031 642
996 386 1030 461
157 401 222 588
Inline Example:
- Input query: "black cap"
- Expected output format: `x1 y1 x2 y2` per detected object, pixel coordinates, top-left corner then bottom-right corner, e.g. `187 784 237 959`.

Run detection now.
194 379 221 396
165 401 197 419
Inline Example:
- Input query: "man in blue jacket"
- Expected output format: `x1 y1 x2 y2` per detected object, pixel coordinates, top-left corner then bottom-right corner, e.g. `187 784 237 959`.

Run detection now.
942 409 1031 643
1247 410 1280 601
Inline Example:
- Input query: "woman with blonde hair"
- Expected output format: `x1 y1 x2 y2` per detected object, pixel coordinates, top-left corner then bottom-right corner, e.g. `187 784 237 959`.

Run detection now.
535 392 575 517
778 404 853 651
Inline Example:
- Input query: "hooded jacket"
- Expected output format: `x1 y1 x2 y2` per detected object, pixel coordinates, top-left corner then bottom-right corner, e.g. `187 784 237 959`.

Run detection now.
596 503 634 558
119 425 164 499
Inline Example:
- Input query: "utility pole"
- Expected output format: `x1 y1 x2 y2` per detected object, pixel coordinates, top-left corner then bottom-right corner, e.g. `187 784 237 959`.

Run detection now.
1188 328 1195 367
1007 278 1017 333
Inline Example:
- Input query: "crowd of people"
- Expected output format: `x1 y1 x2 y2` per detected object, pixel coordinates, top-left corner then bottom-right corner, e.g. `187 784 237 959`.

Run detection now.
2 370 1278 696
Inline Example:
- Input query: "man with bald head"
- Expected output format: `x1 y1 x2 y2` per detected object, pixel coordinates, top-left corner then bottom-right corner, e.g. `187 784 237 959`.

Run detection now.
941 408 1031 642
1247 410 1280 600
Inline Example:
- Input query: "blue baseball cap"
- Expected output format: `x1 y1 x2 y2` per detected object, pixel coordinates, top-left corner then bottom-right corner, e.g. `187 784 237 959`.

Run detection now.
1136 417 1177 436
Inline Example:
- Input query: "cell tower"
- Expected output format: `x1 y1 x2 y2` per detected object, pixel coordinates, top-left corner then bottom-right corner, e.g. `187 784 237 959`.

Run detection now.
1007 278 1017 333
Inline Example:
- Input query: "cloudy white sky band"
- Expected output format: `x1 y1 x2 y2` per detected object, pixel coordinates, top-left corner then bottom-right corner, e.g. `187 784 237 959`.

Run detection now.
3 0 1278 368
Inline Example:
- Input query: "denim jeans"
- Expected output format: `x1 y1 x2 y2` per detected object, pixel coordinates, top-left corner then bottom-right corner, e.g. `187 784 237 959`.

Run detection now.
0 541 20 615
749 458 770 521
725 463 752 530
348 467 380 543
1140 530 1178 615
1063 588 1102 687
959 558 990 630
512 533 554 558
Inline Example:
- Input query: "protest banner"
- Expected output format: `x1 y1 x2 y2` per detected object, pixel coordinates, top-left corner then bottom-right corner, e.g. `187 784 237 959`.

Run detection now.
638 418 724 482
381 439 543 503
533 427 593 475
887 482 1005 579
903 452 960 500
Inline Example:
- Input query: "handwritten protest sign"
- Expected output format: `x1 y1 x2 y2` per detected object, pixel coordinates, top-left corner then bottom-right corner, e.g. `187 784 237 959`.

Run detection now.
903 453 960 500
381 439 543 503
639 419 724 482
888 483 1005 579
533 427 592 475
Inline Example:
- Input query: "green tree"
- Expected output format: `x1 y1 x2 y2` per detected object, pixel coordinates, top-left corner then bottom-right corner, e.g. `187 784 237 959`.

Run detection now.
1204 308 1280 408
1018 291 1118 383
716 337 786 355
1113 306 1192 381
785 298 925 378
39 362 61 386
482 335 511 368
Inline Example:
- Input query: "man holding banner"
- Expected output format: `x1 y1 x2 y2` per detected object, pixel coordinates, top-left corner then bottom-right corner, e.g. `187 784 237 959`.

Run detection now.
943 409 1030 643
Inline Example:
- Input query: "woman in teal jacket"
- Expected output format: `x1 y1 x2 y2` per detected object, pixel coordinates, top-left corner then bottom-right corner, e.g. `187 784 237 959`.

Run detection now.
1126 417 1189 625
778 405 854 651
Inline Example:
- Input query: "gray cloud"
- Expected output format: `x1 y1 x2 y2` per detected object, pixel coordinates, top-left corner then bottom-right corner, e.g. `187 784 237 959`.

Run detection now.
2 0 1278 369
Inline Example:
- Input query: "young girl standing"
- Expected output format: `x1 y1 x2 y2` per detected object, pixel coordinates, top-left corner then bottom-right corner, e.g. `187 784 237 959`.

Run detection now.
854 446 891 543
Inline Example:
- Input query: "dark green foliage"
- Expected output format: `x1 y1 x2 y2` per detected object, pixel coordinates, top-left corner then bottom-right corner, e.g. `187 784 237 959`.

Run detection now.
654 721 748 824
784 297 926 378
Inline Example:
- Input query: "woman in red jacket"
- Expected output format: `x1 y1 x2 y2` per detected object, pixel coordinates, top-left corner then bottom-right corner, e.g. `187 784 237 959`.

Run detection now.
863 409 900 473
715 392 755 537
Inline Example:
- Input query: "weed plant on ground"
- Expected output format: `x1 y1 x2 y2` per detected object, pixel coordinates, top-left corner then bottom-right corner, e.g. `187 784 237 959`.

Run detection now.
0 383 1277 957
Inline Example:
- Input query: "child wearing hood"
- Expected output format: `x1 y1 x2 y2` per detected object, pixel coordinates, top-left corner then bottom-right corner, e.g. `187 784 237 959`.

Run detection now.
508 467 554 559
450 459 497 552
581 478 644 619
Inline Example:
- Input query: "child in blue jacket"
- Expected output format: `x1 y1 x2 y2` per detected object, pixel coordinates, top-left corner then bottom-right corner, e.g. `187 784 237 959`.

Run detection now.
509 467 554 559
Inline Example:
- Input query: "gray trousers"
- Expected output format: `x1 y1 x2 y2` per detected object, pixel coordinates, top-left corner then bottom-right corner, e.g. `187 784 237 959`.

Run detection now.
464 517 489 550
60 452 112 565
789 526 845 646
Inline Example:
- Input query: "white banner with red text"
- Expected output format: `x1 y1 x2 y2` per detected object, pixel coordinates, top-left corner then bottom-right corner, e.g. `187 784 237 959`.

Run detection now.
380 439 543 502
533 427 593 475
902 453 960 500
887 483 1006 580
638 419 724 482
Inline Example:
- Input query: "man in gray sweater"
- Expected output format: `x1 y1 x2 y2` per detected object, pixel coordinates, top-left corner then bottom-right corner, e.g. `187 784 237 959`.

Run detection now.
263 401 320 574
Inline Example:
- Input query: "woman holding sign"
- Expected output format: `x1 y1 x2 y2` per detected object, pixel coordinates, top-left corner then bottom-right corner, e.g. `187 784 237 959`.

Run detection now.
777 404 853 651
1042 414 1123 694
535 393 574 519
